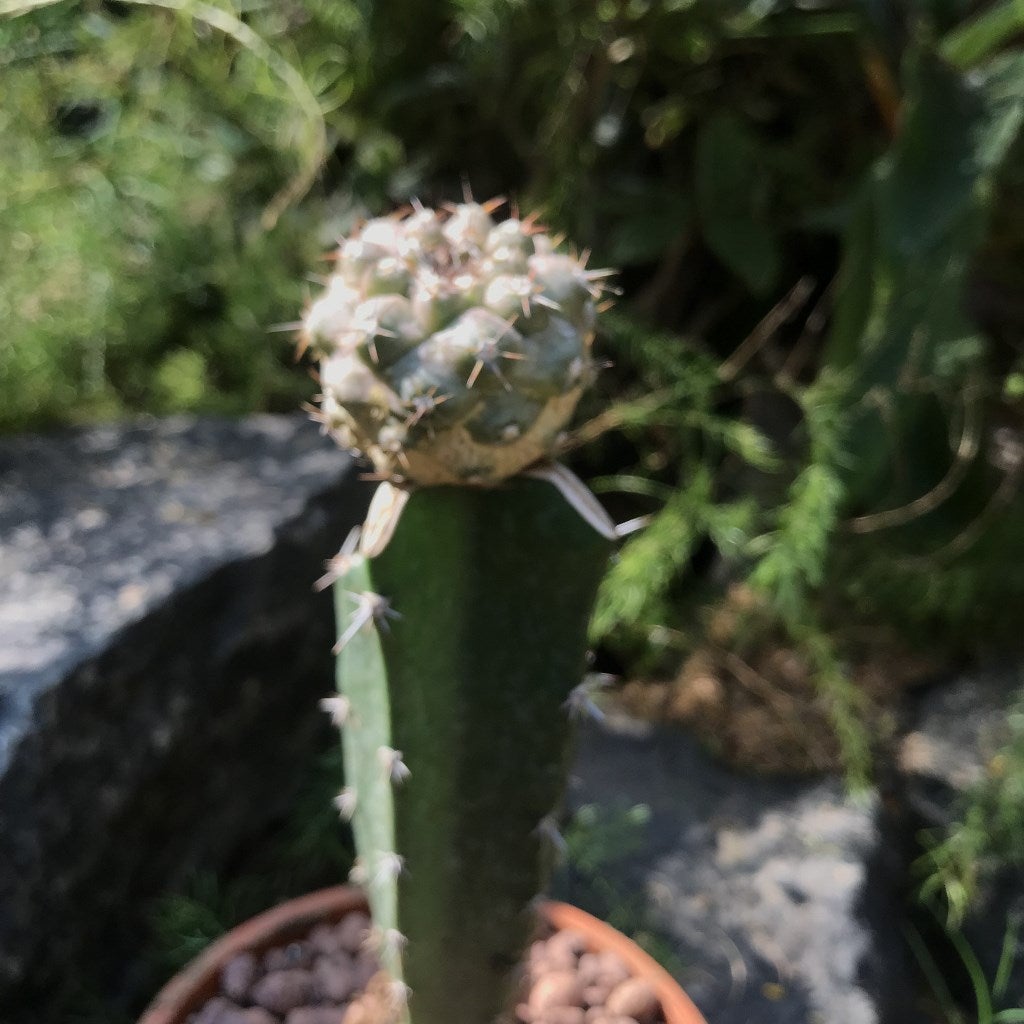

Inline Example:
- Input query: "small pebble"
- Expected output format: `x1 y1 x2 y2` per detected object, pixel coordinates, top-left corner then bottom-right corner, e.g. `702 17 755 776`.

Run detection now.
187 922 664 1024
240 1012 278 1024
251 968 316 1015
546 930 587 963
540 1007 586 1024
221 952 261 1003
190 997 235 1024
309 923 343 956
543 944 581 972
577 953 603 985
351 951 380 989
596 952 631 989
529 940 552 970
286 1008 348 1024
583 982 612 1006
264 941 315 971
605 979 659 1024
335 912 372 953
190 1000 276 1024
529 970 584 1014
314 955 358 1002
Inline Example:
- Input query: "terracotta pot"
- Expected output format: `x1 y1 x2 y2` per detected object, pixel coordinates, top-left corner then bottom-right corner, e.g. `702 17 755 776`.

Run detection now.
139 886 708 1024
541 901 707 1024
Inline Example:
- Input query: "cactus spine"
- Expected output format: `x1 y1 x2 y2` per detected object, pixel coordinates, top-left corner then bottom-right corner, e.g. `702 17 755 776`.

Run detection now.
308 200 616 1024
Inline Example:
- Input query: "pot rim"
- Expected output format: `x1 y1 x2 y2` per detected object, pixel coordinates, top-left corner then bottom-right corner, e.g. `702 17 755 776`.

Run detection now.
139 885 708 1024
541 900 707 1024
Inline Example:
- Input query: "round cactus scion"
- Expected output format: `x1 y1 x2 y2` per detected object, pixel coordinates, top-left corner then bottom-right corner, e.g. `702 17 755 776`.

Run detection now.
301 201 613 486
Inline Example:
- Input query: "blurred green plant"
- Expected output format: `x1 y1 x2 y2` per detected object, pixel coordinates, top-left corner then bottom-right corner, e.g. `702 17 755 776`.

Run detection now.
902 682 1024 1020
917 690 1024 928
0 0 347 429
4 0 1024 774
574 5 1024 780
561 802 682 972
905 911 1024 1024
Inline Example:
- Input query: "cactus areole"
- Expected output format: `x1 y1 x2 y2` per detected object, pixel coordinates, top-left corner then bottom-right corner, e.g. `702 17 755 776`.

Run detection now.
303 200 612 487
310 202 617 1024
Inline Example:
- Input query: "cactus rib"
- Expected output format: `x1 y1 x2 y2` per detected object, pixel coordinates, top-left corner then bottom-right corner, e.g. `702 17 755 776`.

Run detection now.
334 478 613 1024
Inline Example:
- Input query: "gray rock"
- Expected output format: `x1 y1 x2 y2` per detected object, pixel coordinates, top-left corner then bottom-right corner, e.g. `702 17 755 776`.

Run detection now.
559 712 919 1024
898 664 1018 825
0 415 369 1011
898 663 1024 1010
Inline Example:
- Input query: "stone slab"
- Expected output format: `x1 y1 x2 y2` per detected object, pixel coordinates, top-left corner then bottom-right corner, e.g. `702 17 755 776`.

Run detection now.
0 415 369 1011
559 712 921 1024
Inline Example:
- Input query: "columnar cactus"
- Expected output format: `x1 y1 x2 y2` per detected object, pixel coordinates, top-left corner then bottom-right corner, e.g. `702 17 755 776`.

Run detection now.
302 200 611 487
305 201 616 1024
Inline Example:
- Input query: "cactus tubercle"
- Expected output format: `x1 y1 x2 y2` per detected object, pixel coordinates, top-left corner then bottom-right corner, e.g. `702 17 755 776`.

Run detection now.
303 201 614 485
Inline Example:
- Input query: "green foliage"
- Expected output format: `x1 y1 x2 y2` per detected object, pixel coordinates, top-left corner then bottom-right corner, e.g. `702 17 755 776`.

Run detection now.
695 114 781 295
0 0 880 431
906 703 1024 1022
585 14 1024 781
563 802 652 880
918 689 1024 927
592 471 712 650
0 0 367 429
588 313 769 668
150 872 252 970
827 47 1024 508
560 802 682 972
747 375 848 622
942 0 1024 68
148 741 354 974
905 912 1024 1024
4 0 1024 776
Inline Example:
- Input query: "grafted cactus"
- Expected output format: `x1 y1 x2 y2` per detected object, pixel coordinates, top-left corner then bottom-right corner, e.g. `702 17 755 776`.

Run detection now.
308 201 616 1024
302 201 611 486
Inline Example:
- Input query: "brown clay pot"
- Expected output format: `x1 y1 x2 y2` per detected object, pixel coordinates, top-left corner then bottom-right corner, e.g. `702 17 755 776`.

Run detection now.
541 901 707 1024
139 885 708 1024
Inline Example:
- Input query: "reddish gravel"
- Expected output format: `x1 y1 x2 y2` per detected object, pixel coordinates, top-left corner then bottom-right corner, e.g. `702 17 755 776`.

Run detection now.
519 929 663 1024
185 913 665 1024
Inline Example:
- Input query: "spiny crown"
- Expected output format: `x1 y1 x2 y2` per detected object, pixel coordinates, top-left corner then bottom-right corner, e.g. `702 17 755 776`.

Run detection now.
302 199 614 487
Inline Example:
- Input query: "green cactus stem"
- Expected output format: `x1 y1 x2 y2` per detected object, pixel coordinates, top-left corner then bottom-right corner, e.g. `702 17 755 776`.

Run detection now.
333 477 613 1024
